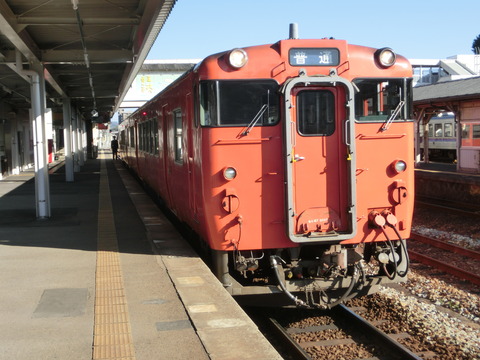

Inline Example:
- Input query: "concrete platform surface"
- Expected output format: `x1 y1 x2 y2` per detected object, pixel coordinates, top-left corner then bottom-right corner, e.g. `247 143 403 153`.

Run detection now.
0 151 282 360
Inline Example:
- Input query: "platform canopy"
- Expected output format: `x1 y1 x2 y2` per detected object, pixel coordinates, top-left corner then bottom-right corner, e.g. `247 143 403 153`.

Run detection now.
0 0 176 122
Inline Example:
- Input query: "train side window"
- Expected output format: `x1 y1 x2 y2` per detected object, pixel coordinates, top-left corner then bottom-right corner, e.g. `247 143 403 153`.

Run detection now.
444 123 453 137
297 90 335 136
173 109 183 163
199 81 218 126
461 125 471 146
434 123 443 137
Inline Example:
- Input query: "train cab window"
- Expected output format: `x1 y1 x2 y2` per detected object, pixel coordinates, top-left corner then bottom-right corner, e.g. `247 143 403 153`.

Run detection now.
199 80 279 127
434 123 443 137
297 90 335 136
173 110 183 163
353 78 412 122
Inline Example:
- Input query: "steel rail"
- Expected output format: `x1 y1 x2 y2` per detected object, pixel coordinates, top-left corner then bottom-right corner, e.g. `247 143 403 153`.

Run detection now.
333 305 423 360
411 232 480 260
268 306 423 360
408 250 480 285
268 318 312 360
415 199 480 218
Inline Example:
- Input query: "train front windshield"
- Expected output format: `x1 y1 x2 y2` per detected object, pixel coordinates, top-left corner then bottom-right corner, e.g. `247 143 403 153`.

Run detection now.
199 80 280 127
353 78 413 122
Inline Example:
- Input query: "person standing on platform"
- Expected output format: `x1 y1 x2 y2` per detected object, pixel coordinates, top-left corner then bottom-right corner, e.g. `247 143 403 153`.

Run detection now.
111 136 119 160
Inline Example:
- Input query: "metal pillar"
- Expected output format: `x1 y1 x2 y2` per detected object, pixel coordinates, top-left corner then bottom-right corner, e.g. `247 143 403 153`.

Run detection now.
16 51 50 219
62 98 74 182
78 119 85 166
72 111 80 172
30 68 51 219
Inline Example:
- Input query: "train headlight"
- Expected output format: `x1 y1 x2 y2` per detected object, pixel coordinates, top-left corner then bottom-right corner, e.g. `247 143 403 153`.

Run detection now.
223 167 237 180
376 47 396 67
391 160 407 174
227 49 248 69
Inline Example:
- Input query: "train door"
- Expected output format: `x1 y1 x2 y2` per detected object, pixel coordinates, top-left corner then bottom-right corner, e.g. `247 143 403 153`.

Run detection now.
283 76 357 243
185 93 196 215
162 105 173 208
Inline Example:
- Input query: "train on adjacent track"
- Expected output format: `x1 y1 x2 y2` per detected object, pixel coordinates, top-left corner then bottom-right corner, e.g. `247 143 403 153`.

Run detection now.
419 114 457 162
419 113 480 163
119 26 414 308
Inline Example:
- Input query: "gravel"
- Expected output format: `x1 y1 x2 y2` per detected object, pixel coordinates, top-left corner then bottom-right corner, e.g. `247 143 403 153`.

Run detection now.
250 204 480 360
294 205 480 359
378 287 480 359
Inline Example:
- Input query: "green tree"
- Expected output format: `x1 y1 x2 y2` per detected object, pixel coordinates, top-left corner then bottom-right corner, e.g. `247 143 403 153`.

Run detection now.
472 34 480 54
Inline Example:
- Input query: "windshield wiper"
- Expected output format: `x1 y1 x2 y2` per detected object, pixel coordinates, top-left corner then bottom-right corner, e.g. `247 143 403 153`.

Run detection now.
381 100 405 132
242 104 268 136
242 89 271 136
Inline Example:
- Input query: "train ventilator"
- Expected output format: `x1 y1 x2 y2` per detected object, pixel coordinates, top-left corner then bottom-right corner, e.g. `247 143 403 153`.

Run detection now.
119 25 414 308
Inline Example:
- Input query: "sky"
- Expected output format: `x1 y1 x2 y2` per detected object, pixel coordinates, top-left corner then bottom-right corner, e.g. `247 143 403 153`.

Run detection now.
147 0 480 61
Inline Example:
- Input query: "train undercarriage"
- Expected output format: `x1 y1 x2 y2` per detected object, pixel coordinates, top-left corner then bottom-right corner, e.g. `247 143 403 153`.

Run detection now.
214 239 410 309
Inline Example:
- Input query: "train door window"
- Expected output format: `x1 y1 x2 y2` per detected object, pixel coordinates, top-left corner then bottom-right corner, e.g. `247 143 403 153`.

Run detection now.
444 123 453 137
146 120 150 153
139 122 144 151
173 109 183 163
149 119 154 154
297 90 335 136
434 123 443 137
129 127 135 148
153 118 159 155
142 122 146 151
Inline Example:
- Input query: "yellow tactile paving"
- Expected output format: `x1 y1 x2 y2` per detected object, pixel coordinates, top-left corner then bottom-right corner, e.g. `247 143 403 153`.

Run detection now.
92 159 136 360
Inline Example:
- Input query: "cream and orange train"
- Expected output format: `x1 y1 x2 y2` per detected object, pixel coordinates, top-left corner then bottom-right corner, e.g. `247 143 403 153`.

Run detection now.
119 26 414 308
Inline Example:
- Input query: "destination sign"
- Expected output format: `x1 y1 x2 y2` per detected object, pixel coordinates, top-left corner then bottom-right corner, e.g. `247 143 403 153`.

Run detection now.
289 48 340 66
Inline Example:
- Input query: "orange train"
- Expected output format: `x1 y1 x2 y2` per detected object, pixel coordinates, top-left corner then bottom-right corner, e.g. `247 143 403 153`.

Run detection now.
119 26 414 308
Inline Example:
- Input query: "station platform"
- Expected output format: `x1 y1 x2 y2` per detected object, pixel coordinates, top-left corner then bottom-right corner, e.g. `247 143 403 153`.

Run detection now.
0 151 282 360
415 162 480 206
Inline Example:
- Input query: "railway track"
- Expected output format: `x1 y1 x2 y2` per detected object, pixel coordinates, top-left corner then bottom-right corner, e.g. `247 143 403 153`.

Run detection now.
267 305 425 360
409 232 480 285
415 197 480 218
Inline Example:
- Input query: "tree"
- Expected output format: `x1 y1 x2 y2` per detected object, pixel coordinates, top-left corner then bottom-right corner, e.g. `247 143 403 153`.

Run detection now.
472 34 480 54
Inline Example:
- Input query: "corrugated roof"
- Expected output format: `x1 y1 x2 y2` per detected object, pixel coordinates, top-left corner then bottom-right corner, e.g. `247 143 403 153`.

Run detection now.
413 76 480 104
